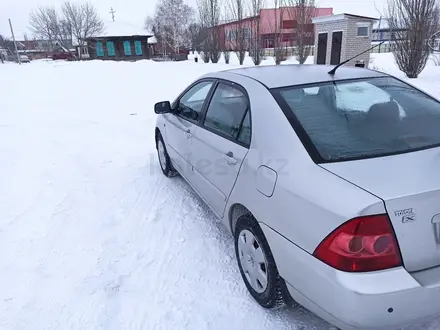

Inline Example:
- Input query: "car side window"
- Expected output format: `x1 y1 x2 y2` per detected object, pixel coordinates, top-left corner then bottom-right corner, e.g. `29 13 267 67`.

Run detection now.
203 83 250 145
177 81 213 121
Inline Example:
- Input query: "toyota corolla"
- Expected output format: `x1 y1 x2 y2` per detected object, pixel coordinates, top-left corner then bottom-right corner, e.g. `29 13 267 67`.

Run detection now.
154 64 440 330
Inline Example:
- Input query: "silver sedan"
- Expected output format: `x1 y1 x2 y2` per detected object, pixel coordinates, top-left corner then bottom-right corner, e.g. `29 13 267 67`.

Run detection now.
154 64 440 330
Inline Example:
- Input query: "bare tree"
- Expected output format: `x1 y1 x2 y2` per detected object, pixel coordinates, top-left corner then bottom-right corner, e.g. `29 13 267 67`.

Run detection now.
249 0 265 65
286 0 316 64
224 50 231 63
146 18 167 56
62 2 104 59
386 0 440 78
0 35 5 63
146 0 194 57
432 53 440 65
29 6 71 50
46 9 73 50
29 3 103 58
271 0 286 65
227 0 248 64
186 23 205 52
197 0 211 63
29 6 57 51
198 0 221 63
0 35 7 49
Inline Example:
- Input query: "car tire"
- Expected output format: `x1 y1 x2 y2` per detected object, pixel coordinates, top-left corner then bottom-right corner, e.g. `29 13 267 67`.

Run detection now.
234 214 286 309
156 133 178 178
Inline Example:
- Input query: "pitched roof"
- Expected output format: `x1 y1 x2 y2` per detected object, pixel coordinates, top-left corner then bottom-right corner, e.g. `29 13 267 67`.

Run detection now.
312 13 378 24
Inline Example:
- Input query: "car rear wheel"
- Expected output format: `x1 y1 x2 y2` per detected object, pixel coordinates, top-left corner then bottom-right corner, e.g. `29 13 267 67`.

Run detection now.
234 214 286 309
156 133 177 178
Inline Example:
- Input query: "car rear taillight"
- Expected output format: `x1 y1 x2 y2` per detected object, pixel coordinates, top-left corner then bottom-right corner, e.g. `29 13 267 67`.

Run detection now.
313 215 402 272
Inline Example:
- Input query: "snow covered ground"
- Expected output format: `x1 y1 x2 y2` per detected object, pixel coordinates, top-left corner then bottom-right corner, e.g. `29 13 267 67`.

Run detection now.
1 54 440 330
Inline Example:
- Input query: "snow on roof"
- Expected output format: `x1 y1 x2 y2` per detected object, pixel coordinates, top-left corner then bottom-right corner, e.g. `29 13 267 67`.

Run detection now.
313 13 378 24
101 21 153 37
148 36 157 44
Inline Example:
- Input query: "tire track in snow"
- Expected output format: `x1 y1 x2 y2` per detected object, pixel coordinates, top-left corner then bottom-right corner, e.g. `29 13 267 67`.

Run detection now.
94 166 188 330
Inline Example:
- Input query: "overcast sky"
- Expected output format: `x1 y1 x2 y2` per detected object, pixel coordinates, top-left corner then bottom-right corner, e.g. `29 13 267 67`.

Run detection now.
0 0 387 39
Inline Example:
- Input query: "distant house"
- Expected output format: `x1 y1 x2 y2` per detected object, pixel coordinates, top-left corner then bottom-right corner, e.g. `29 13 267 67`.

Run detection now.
85 21 154 61
215 6 333 51
13 39 75 60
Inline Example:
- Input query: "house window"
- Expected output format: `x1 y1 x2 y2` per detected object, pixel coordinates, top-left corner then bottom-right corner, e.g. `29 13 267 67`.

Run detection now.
96 41 104 57
123 41 132 56
231 30 237 41
134 41 142 55
225 30 230 41
264 38 274 48
357 25 369 37
106 41 115 56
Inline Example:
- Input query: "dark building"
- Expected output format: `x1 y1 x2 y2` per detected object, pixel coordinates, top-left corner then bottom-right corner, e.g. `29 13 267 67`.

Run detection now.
85 21 154 61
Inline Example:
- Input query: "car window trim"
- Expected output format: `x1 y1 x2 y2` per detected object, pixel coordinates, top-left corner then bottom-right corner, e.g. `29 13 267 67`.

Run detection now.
237 110 251 144
271 90 323 163
199 79 252 149
271 76 440 164
171 78 217 125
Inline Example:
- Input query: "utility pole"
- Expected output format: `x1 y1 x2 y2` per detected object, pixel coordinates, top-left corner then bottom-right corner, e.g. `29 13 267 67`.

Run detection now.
9 18 21 64
109 8 116 22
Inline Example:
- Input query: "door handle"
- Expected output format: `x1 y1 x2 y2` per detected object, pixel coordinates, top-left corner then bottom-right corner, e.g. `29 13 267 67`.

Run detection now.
185 129 192 139
223 151 237 165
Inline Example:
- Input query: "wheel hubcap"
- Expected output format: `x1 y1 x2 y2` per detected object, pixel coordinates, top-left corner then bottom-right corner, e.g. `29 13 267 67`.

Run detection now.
157 140 167 170
237 229 268 293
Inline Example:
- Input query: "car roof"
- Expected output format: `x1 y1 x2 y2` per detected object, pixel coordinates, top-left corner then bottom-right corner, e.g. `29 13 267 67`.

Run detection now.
215 64 389 89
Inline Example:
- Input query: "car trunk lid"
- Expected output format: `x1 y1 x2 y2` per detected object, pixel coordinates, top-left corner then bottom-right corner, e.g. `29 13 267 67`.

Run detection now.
321 147 440 272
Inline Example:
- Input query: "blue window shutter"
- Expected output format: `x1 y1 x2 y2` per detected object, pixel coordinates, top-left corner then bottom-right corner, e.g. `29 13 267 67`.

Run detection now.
123 41 132 55
106 41 115 56
134 41 142 55
96 41 104 57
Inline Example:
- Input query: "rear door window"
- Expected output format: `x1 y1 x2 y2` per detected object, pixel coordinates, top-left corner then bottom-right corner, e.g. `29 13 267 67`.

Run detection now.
203 83 251 146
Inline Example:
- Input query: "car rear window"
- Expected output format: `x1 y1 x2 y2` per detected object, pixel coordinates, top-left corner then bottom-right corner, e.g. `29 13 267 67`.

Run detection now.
272 77 440 162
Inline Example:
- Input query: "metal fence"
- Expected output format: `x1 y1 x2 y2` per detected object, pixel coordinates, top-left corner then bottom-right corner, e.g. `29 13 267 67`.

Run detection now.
263 46 315 57
371 43 395 53
260 43 405 58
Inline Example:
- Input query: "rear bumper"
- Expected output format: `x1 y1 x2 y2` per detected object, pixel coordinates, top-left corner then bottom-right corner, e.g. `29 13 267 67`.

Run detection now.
261 223 440 330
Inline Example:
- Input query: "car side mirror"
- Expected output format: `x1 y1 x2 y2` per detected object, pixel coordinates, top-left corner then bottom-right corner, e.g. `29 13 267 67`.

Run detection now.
154 101 172 114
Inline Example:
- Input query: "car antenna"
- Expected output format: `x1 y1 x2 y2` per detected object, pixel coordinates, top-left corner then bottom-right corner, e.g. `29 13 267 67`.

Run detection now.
328 41 385 75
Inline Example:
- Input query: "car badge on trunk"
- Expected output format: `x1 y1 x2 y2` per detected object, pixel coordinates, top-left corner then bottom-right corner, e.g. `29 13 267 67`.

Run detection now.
394 208 416 223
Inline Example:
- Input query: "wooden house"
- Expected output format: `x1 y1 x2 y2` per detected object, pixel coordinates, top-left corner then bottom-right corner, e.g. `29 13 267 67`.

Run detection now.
85 21 154 61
